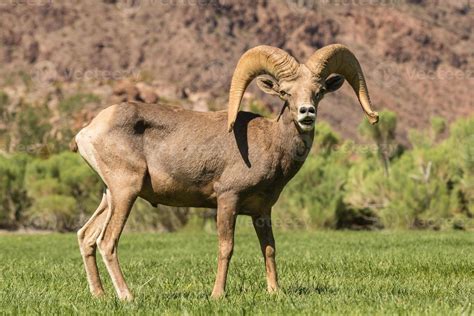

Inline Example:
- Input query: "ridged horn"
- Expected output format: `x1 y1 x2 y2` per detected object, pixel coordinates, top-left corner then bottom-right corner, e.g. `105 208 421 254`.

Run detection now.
305 44 379 124
227 45 300 132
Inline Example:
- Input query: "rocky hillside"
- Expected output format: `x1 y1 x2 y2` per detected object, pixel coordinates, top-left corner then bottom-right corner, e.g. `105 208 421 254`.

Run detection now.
0 0 472 144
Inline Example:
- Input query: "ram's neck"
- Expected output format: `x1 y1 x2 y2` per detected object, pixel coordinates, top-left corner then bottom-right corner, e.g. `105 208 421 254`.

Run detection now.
275 103 314 178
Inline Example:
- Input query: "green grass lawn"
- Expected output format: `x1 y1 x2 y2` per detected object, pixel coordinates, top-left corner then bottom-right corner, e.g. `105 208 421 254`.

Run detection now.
0 222 473 315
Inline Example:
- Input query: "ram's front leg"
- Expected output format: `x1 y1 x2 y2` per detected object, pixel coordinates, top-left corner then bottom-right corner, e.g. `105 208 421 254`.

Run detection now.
252 212 279 293
211 193 238 299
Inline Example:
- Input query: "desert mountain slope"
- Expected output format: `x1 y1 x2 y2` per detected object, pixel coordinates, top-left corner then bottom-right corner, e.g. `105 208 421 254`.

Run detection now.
0 0 472 141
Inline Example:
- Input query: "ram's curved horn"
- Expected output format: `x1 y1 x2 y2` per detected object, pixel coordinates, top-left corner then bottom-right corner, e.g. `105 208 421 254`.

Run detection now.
305 44 379 124
227 46 300 132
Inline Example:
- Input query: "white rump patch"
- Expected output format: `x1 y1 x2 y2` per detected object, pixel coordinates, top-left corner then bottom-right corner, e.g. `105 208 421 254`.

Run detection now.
76 129 105 181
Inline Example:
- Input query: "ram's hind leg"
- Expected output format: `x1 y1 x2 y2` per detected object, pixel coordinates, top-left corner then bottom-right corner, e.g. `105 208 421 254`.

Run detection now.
97 187 137 301
77 192 108 297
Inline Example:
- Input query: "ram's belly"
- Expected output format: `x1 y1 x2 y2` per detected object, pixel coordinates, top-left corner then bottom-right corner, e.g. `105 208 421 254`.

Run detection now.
139 165 218 208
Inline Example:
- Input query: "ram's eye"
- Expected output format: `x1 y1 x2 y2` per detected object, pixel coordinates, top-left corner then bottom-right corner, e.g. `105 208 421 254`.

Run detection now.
279 90 290 97
314 91 324 100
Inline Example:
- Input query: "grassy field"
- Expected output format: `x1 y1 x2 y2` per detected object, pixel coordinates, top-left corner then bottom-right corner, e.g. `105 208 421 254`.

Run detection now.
0 221 473 315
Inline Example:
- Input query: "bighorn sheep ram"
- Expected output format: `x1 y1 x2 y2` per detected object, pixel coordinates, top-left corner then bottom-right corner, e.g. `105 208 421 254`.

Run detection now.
73 44 378 300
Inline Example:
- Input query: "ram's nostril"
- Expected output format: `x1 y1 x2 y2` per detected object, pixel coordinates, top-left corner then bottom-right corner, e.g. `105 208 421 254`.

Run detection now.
308 107 315 114
299 107 307 114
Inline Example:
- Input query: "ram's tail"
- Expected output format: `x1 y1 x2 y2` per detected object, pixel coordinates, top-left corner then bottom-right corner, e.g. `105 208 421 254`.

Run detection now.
69 136 78 152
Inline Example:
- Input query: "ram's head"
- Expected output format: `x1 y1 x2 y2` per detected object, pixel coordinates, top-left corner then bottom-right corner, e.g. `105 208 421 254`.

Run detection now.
227 44 379 133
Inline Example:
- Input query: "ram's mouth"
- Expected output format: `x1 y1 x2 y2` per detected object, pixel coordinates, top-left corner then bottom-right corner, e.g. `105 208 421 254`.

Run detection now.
299 117 315 126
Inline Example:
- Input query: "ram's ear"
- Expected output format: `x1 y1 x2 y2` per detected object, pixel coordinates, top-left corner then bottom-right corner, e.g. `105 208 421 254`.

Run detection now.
256 75 281 96
325 74 345 92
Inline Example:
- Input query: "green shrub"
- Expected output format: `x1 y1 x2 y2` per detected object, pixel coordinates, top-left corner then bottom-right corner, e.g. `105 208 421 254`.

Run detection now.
14 103 52 153
274 123 354 229
0 90 8 110
346 115 474 230
58 93 100 113
24 152 102 231
430 116 446 140
26 194 77 231
127 198 190 232
0 154 30 229
358 110 400 177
